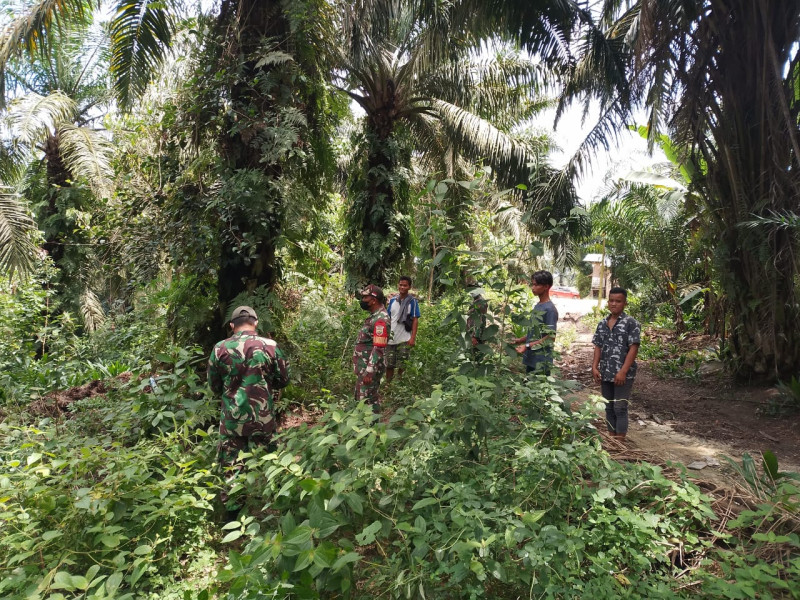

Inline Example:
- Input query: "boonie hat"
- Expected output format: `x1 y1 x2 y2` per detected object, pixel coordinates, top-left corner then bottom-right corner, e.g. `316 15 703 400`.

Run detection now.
230 305 258 322
360 284 385 303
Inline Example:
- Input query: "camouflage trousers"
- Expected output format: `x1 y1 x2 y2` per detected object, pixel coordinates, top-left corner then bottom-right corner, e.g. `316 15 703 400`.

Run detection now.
218 430 275 468
354 370 383 409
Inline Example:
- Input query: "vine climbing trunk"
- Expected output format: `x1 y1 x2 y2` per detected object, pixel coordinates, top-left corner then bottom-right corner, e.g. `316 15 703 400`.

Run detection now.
212 0 293 328
344 94 412 289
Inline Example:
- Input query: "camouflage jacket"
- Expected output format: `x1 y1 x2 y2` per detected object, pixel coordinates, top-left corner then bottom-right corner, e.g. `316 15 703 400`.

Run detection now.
592 312 641 381
466 295 488 340
352 308 390 375
208 331 290 436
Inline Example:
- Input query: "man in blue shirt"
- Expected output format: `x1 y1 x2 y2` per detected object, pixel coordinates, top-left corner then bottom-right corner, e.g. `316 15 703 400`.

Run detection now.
514 270 558 375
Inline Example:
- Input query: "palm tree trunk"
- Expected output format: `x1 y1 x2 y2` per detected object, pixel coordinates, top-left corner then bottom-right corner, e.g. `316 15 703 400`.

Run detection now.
42 133 70 265
345 115 412 287
684 0 800 380
213 0 289 324
721 227 799 380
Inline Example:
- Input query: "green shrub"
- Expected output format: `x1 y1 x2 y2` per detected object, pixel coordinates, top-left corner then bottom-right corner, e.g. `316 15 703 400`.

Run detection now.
205 369 716 599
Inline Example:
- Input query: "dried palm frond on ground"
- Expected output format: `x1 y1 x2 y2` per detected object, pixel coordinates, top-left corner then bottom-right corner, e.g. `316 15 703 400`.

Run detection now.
600 426 800 579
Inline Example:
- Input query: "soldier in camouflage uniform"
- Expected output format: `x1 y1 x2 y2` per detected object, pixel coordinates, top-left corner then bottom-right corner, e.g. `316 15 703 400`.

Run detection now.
208 306 290 466
591 288 641 441
466 287 489 353
352 285 390 411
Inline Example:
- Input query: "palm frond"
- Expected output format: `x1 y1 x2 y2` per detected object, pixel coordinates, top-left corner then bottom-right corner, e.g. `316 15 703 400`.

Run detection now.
421 53 549 126
486 188 525 240
448 0 585 67
6 90 77 147
0 140 28 185
80 286 105 331
109 0 176 110
430 98 535 189
56 123 112 194
741 211 800 236
0 0 97 104
0 187 38 278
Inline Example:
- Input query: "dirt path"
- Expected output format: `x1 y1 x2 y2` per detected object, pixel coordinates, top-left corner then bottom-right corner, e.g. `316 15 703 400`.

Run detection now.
557 315 800 489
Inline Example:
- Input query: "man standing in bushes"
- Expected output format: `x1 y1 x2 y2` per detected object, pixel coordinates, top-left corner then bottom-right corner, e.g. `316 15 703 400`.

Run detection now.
208 306 290 466
385 275 420 383
467 284 489 360
353 285 390 412
514 270 558 375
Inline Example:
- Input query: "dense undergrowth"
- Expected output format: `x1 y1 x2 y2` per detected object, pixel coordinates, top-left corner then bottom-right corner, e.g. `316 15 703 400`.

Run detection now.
1 274 799 599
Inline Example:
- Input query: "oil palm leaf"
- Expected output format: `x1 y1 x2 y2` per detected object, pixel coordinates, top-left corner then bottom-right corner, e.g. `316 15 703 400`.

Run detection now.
108 0 176 110
6 90 77 147
0 0 96 104
0 186 38 277
80 286 104 331
56 122 112 194
430 98 535 190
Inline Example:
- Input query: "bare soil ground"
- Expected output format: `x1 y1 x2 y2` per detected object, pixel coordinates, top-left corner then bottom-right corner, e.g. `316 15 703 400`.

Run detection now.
558 319 800 486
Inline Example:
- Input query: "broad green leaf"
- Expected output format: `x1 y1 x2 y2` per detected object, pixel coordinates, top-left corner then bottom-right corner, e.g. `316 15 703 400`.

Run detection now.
221 530 243 543
293 549 314 571
317 434 338 446
283 525 314 547
52 571 75 591
412 497 439 511
762 450 779 480
331 551 361 572
521 510 546 527
592 488 615 502
71 577 89 592
313 542 338 568
106 571 123 596
100 534 121 548
355 520 382 546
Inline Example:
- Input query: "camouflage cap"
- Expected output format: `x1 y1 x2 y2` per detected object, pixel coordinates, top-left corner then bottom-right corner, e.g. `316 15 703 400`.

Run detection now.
360 284 385 303
230 305 258 322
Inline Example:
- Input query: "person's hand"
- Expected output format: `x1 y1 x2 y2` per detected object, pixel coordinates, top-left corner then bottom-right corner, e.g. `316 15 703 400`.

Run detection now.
363 372 373 385
592 366 601 384
614 369 627 386
515 344 527 354
408 338 416 347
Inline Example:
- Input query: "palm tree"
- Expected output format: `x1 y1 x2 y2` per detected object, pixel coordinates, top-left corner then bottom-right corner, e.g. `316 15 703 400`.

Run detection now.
564 0 800 380
1 20 114 324
336 0 583 287
4 0 340 333
591 172 703 334
0 0 175 110
179 0 339 330
3 21 112 247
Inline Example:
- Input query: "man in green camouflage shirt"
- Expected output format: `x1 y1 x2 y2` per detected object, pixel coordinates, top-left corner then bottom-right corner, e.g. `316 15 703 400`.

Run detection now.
208 306 290 466
467 287 489 349
353 285 390 412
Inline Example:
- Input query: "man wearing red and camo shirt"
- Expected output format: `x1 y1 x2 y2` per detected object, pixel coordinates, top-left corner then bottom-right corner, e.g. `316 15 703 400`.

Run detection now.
352 285 390 413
